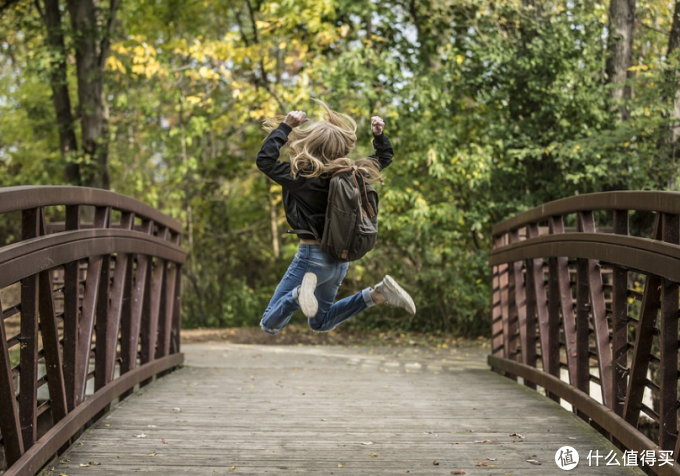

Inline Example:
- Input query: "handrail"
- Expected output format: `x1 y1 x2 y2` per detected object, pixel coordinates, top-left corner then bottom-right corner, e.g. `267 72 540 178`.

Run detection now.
0 186 181 233
492 190 680 235
0 186 185 476
489 190 680 475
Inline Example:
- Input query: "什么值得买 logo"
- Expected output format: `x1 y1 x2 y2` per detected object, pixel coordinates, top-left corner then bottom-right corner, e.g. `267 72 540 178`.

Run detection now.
555 446 579 470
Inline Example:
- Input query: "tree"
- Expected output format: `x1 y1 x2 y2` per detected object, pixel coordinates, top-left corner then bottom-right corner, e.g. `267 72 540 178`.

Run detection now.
36 0 121 188
607 0 636 120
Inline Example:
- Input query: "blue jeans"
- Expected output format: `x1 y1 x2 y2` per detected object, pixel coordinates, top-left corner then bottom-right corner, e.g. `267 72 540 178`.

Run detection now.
260 245 376 335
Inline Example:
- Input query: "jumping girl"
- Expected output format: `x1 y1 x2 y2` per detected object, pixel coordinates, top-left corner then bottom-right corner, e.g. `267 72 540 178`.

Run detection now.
256 100 416 335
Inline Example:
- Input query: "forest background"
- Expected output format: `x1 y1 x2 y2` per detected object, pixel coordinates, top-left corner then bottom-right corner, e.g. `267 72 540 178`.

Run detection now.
1 0 679 336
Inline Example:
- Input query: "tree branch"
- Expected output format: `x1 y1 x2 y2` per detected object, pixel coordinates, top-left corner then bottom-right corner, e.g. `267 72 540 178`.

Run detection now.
0 0 24 14
33 0 44 20
240 0 286 110
99 0 121 70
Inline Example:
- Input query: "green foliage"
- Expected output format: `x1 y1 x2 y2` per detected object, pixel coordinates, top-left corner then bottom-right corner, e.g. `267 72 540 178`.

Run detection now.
1 0 679 336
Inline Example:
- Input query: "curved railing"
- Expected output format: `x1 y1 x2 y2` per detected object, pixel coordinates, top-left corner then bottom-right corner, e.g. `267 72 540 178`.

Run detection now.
0 186 185 476
489 191 680 476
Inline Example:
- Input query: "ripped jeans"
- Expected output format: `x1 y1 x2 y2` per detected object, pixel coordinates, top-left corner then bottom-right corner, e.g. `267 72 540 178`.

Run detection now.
260 244 375 335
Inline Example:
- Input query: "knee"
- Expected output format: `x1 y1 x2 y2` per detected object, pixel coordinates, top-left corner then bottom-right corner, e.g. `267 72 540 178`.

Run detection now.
307 308 330 331
260 319 279 336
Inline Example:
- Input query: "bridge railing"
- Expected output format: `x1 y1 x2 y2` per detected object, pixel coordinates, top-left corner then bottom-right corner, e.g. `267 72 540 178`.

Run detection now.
0 186 185 476
489 191 680 476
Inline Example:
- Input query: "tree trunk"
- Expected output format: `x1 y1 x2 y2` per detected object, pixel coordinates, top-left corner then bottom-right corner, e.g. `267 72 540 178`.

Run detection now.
42 0 80 185
267 184 280 259
66 0 112 189
606 0 635 121
661 1 680 189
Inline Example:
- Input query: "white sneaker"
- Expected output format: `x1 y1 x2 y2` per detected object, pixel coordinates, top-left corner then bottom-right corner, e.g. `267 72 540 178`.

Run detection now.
298 272 318 318
374 275 416 315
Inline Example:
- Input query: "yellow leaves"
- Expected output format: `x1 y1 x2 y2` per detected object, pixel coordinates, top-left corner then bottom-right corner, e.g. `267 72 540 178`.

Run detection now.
456 55 465 64
628 64 650 72
106 56 126 74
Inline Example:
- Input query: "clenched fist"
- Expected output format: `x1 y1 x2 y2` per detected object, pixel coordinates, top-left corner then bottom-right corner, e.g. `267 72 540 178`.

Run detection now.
284 110 309 128
371 116 385 135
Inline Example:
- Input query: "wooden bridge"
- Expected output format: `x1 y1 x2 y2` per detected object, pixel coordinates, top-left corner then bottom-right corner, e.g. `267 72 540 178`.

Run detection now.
0 187 679 475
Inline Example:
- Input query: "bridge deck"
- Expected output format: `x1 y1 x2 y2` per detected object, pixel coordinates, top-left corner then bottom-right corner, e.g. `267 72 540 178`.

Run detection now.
47 343 643 475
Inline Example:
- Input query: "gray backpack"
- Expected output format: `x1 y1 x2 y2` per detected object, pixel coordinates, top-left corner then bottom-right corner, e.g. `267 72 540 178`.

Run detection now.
321 167 379 261
292 166 379 262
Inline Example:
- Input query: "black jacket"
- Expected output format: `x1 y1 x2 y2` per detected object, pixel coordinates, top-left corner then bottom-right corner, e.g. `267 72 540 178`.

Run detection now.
256 122 394 240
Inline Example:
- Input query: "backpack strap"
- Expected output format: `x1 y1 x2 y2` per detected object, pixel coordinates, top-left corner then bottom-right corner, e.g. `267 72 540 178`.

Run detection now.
333 166 376 218
287 228 321 241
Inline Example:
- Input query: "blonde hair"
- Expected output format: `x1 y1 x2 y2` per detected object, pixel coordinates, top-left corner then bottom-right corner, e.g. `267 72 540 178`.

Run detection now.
263 99 383 184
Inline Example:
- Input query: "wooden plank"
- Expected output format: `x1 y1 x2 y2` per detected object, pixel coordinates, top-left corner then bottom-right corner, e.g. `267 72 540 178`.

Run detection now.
659 213 679 452
51 344 645 476
19 207 40 449
578 211 612 409
611 210 629 416
0 294 25 465
624 216 662 427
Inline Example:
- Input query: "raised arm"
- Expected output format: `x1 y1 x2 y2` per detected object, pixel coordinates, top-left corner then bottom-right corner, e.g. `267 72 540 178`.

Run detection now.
369 116 393 170
256 111 309 186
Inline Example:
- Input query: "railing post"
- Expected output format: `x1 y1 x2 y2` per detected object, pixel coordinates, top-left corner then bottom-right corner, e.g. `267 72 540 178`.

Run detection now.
491 236 505 357
659 213 679 452
578 211 612 409
19 207 40 449
63 204 80 412
611 210 629 416
549 215 577 386
0 294 24 465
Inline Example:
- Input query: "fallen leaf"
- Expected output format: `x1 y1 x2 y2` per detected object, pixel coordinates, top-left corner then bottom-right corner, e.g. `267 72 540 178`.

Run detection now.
135 433 147 438
104 424 111 427
361 442 373 445
161 439 168 444
369 452 378 458
527 459 541 465
231 466 236 470
450 472 466 475
89 461 101 466
488 458 497 461
433 460 440 465
338 463 344 468
172 407 181 413
508 433 525 439
568 437 577 440
148 451 157 457
477 461 489 466
79 464 90 468
475 440 493 443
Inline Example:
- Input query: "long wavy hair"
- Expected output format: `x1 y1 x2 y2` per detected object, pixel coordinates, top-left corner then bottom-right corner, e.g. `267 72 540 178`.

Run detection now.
263 99 383 184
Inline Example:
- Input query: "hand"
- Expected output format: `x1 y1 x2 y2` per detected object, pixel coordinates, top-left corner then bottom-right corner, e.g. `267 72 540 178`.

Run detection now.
371 116 385 135
284 110 309 128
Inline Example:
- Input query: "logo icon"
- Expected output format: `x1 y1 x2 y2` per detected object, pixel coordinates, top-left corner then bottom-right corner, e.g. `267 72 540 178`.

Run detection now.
555 446 579 470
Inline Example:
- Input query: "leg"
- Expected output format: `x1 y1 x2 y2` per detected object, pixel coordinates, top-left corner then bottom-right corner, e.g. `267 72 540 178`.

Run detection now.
308 263 377 332
260 256 308 335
